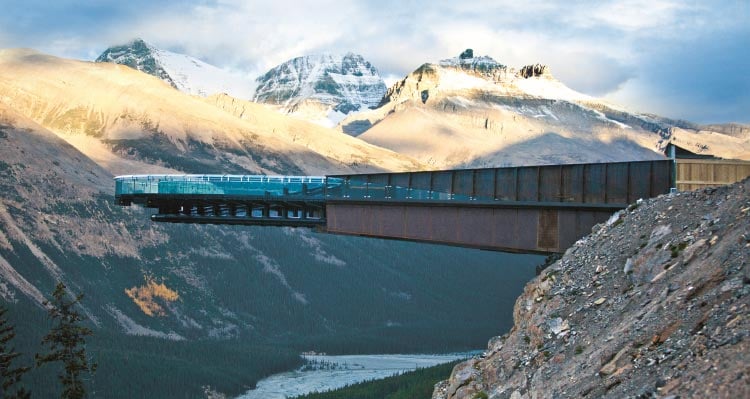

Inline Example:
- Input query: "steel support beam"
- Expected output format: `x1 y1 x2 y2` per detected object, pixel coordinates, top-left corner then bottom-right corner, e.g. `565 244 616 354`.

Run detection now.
324 202 613 254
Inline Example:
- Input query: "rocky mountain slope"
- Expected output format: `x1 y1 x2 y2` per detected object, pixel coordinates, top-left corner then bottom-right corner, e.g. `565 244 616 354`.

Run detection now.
341 49 750 168
202 93 413 169
435 179 749 398
0 48 422 176
253 53 388 127
95 38 256 98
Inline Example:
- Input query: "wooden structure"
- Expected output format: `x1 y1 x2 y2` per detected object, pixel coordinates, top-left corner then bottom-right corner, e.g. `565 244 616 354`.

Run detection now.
676 159 750 191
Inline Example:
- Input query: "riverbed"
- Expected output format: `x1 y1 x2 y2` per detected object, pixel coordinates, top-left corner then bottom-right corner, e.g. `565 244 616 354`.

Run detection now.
236 353 472 399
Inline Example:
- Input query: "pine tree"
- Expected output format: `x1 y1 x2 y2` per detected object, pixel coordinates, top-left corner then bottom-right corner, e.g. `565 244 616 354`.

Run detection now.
0 306 30 399
36 282 96 399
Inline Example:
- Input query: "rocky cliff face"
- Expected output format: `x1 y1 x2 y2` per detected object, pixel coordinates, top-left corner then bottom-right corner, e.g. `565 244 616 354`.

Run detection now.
437 49 510 81
253 53 387 127
518 64 549 79
435 179 750 399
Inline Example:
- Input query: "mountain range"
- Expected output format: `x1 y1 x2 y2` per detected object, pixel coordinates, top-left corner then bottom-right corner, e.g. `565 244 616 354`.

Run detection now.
0 47 538 398
96 41 750 169
4 48 420 176
0 41 748 398
97 39 389 127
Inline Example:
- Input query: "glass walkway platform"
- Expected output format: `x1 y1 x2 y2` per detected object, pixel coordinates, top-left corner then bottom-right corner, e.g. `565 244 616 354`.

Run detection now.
114 174 464 202
114 174 338 227
114 160 674 252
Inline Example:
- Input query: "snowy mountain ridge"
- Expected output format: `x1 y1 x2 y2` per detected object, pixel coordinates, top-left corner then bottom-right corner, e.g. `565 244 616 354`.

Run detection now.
252 53 388 127
382 49 590 107
95 38 256 99
96 41 387 127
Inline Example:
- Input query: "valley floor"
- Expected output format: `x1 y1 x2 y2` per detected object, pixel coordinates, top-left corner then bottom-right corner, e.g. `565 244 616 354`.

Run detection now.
239 353 472 399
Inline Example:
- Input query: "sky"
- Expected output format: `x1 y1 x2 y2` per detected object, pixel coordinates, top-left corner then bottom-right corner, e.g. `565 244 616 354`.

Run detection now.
0 0 748 124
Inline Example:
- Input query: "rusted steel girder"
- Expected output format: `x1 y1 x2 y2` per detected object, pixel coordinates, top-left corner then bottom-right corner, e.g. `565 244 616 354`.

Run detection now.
325 201 613 254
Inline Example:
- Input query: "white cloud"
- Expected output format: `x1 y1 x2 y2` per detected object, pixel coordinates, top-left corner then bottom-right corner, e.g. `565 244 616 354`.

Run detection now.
570 0 688 32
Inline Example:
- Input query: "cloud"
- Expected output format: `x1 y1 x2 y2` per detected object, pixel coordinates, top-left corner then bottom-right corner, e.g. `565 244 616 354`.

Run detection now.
0 0 747 123
548 53 636 96
609 24 750 123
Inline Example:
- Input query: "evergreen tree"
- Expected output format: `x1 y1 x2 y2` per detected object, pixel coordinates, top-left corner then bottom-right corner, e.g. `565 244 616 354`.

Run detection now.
36 282 97 399
0 306 30 399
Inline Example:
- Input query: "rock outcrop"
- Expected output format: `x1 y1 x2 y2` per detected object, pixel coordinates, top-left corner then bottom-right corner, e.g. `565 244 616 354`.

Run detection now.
437 49 509 81
96 39 176 88
435 179 750 399
518 64 549 79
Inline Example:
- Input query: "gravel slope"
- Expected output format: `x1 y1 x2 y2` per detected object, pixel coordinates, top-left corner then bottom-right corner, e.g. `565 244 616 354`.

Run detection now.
435 179 750 399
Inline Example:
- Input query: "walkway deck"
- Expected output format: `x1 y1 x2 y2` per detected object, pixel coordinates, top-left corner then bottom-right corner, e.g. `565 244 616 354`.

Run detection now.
115 160 674 253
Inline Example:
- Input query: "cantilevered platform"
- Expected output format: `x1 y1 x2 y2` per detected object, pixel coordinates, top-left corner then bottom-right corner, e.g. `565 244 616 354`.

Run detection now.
115 160 674 253
115 175 334 227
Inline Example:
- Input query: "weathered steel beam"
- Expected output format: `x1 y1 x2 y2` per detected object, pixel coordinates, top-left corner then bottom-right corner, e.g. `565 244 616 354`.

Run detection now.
324 202 613 254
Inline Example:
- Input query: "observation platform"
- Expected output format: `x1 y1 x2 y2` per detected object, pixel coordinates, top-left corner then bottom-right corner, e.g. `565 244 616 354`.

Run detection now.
115 175 334 227
115 160 674 253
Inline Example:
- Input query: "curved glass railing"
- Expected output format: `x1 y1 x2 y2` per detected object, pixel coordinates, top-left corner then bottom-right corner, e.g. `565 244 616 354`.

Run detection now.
114 175 342 199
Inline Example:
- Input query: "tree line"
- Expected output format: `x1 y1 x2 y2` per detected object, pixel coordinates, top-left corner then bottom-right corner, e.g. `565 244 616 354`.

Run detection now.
1 282 96 399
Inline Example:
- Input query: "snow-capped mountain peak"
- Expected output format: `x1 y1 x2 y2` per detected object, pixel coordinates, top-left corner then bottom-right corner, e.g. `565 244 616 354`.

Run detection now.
252 53 388 127
95 38 256 99
378 49 592 108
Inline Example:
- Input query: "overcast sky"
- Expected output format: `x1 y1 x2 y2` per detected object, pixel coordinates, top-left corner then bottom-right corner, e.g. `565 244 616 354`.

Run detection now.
1 0 747 123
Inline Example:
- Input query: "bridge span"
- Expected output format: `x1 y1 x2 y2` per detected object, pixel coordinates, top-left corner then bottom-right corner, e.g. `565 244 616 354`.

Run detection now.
115 160 673 254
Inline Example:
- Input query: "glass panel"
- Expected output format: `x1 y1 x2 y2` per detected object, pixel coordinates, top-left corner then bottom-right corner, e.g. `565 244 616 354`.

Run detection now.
347 176 369 199
325 177 345 198
367 175 389 199
431 171 453 195
389 173 411 199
